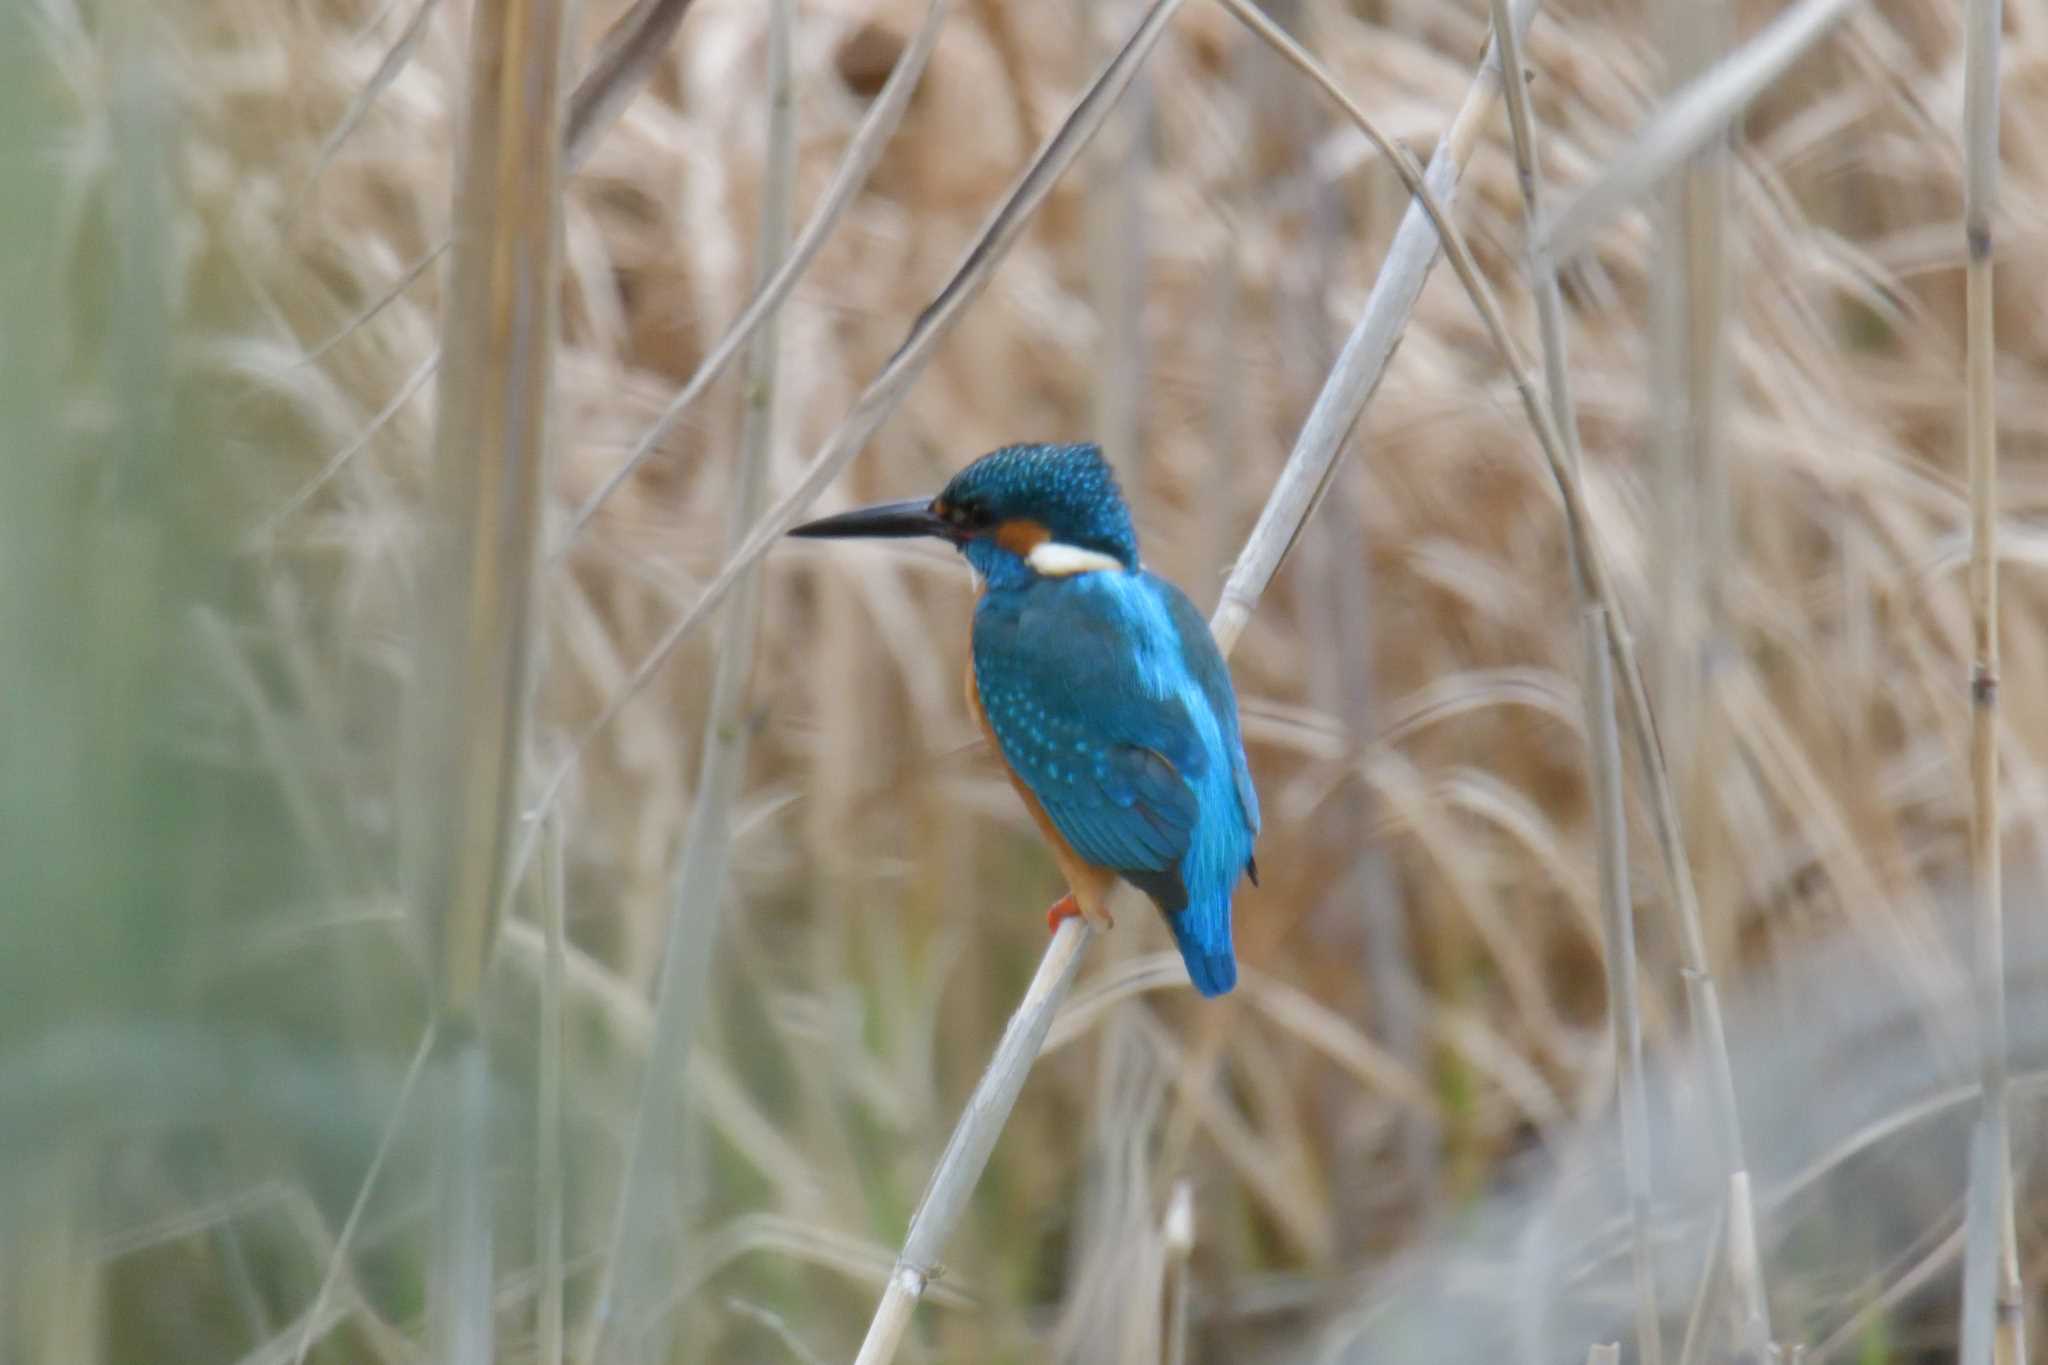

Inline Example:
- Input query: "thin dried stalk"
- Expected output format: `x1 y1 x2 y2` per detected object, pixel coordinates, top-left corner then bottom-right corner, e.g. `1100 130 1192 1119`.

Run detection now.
293 240 447 368
853 922 1095 1365
1646 0 1732 791
584 1 795 1357
401 0 571 1354
286 0 442 225
430 1033 493 1365
1239 0 1433 1223
508 0 1188 893
1959 1 2021 1362
560 0 951 551
1642 0 1765 1354
1534 0 1861 266
564 0 697 168
404 0 566 1031
1161 1181 1194 1365
1085 0 1151 479
536 815 567 1365
1484 6 1663 1359
853 13 1538 1360
1582 602 1662 1365
1209 0 1539 652
255 351 435 543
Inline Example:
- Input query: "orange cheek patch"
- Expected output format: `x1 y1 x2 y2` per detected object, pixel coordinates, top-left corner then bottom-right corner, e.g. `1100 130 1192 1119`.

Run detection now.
994 518 1051 556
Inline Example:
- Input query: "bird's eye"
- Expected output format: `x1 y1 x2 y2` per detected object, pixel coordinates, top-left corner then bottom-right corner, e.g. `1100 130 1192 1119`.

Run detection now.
951 499 989 528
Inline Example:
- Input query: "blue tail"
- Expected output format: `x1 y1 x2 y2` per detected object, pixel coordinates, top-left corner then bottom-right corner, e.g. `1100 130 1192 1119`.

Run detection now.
1167 904 1237 997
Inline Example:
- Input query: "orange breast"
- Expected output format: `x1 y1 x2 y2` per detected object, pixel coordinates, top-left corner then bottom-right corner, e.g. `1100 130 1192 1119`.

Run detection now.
965 655 1117 919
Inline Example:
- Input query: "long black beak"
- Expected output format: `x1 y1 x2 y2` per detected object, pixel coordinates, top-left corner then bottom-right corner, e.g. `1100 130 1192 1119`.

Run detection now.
787 497 951 541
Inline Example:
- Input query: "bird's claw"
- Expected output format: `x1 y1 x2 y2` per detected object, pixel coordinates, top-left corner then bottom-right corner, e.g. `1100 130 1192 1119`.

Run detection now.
1046 894 1110 933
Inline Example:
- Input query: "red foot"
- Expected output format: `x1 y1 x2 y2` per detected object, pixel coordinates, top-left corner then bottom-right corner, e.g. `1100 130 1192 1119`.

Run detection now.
1046 893 1113 932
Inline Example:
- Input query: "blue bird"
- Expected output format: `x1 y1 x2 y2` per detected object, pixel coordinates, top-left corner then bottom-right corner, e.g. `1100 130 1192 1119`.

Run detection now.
789 442 1260 996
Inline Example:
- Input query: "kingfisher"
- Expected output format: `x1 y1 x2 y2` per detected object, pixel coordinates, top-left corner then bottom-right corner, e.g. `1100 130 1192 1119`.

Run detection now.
789 442 1259 997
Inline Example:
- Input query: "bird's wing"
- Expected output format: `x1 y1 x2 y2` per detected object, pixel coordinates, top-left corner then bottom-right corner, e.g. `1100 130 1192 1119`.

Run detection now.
972 578 1202 894
1156 576 1261 837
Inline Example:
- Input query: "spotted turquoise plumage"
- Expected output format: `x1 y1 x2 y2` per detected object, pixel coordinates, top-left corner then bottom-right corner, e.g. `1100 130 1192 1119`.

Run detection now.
958 449 1260 997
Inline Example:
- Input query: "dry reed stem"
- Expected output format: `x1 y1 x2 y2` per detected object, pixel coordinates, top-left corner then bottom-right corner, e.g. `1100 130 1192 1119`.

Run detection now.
257 351 436 541
1959 1 2021 1362
583 1 796 1357
1162 1179 1194 1365
1582 602 1663 1365
1086 0 1151 483
1535 0 1860 266
853 921 1094 1365
1483 6 1664 1358
853 11 1537 1358
286 0 441 228
563 0 697 169
560 0 951 551
404 0 566 1025
537 814 567 1365
1647 0 1732 794
430 1035 493 1365
400 0 570 1353
508 0 1187 897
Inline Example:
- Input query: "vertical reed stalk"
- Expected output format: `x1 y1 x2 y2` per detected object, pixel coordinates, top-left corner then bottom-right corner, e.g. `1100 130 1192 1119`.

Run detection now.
1087 0 1151 481
1582 602 1662 1365
1647 0 1732 791
1463 7 1776 1355
586 3 796 1360
1161 1180 1195 1365
1959 1 2022 1362
401 0 571 1353
536 813 567 1365
1647 0 1766 1351
1484 6 1665 1358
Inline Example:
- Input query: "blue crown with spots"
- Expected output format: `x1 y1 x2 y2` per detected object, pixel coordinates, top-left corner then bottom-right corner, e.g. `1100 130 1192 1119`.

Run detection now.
939 443 1139 568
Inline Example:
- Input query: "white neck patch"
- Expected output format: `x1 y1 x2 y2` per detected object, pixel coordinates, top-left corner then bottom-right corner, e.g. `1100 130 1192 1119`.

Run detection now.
1027 541 1126 577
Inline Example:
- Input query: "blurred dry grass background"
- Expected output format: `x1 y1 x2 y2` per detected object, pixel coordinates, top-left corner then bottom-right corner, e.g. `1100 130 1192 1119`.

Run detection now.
10 0 2048 1360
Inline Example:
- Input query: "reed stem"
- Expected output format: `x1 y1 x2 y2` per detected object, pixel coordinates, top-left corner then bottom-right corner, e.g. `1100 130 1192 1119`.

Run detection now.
402 0 571 1352
1959 0 2022 1360
585 2 796 1356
